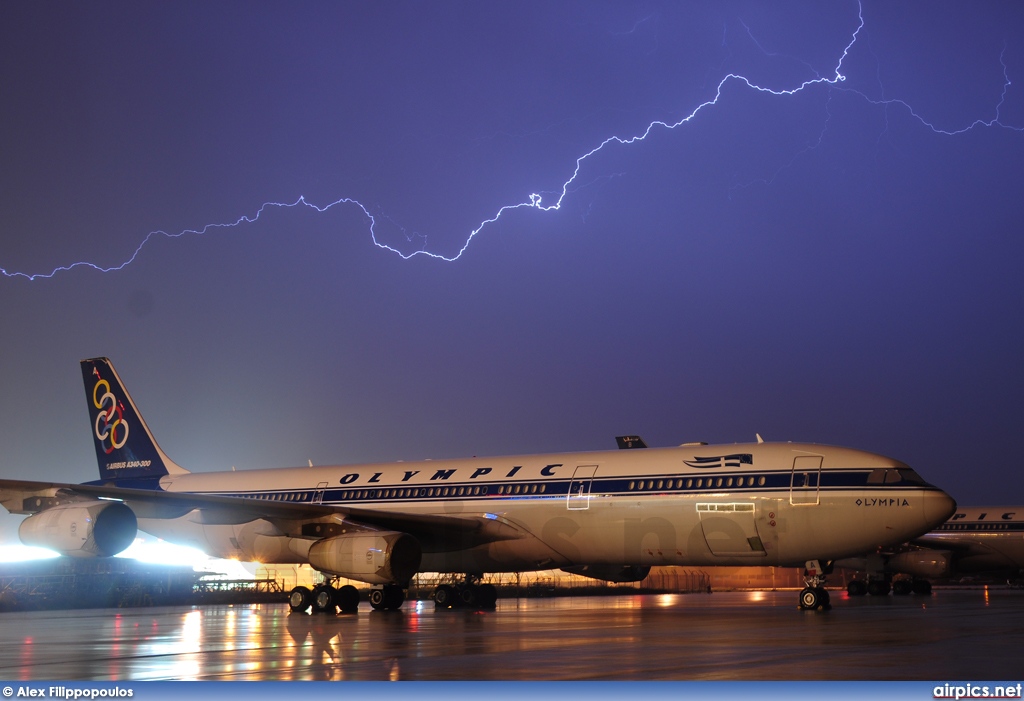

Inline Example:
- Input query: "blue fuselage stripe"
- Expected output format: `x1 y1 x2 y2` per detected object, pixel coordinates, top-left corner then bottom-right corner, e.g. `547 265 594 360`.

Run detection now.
191 469 940 505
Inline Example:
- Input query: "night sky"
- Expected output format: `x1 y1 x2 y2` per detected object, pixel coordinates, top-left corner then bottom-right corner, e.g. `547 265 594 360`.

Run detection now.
3 1 1024 547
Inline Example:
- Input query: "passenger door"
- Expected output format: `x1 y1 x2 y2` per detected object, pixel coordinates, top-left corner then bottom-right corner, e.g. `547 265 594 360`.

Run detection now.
790 455 822 505
313 481 328 505
567 465 598 510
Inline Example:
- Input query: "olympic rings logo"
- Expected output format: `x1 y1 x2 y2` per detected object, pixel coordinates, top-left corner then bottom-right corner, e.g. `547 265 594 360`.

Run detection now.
93 378 129 454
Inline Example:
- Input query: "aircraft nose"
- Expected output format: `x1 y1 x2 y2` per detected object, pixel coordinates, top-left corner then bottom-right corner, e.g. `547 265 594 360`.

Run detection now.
924 488 957 529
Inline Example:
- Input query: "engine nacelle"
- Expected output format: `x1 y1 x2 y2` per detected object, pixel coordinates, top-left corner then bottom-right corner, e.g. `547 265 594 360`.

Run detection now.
19 500 137 557
561 564 652 583
888 549 953 579
307 531 421 585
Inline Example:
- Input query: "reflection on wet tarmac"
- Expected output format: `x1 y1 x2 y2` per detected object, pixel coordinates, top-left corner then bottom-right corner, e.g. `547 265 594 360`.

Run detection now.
1 589 1022 680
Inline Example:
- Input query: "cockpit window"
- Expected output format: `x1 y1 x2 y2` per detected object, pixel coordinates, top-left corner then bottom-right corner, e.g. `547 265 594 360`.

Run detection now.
867 467 926 485
896 468 926 485
867 468 889 484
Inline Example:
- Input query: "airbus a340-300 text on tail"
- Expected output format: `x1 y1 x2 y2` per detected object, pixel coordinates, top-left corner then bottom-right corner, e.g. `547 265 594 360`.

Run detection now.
0 358 956 612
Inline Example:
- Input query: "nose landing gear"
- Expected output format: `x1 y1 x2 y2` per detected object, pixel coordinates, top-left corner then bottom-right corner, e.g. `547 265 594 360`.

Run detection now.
799 559 833 611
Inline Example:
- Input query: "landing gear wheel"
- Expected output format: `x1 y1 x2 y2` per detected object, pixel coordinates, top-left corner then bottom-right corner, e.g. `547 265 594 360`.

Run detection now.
867 580 891 596
337 584 360 613
459 586 478 608
288 586 312 613
369 584 405 611
847 580 867 596
912 579 933 595
892 579 912 596
476 583 498 609
383 584 404 609
312 584 337 614
434 584 456 608
799 587 830 610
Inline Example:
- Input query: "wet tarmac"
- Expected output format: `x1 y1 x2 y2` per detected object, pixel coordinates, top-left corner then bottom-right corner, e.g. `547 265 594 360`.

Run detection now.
1 588 1022 681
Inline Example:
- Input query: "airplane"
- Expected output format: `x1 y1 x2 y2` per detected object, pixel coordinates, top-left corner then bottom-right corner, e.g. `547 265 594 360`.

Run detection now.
0 357 956 612
842 507 1024 595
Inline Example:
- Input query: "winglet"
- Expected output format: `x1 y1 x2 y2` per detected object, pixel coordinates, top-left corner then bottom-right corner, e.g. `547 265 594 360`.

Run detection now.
80 357 189 481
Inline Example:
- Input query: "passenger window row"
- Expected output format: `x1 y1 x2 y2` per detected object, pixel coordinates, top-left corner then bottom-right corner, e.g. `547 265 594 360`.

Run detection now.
245 485 494 501
249 492 308 501
245 483 548 501
340 485 491 500
496 484 547 495
244 474 779 502
940 523 1014 531
627 476 767 491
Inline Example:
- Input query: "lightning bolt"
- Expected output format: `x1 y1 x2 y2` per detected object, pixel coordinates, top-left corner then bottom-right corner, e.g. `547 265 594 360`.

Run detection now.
1 1 1020 281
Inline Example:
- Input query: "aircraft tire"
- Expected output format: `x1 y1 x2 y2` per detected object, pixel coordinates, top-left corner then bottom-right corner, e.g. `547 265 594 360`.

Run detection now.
289 586 312 613
892 579 913 596
847 580 868 596
867 580 891 596
459 585 478 608
337 584 360 612
312 584 338 614
476 583 498 609
369 587 387 610
799 587 821 610
383 584 404 610
434 584 456 608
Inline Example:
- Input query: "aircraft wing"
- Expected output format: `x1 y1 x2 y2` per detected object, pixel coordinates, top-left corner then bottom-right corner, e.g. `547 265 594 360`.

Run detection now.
0 478 523 552
909 534 977 554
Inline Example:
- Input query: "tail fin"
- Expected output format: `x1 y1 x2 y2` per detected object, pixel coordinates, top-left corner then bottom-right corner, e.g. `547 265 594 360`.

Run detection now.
81 357 189 481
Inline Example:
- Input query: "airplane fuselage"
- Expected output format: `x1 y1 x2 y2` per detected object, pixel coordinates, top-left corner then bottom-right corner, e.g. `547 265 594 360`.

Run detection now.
915 507 1024 574
135 442 954 574
0 358 958 612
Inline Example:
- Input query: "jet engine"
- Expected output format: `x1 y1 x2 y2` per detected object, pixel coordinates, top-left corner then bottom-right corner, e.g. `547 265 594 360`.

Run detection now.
887 549 953 579
19 500 137 557
561 564 652 583
307 531 421 585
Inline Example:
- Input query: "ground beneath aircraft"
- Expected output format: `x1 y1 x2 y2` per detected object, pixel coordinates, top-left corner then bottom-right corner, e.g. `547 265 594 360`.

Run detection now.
1 589 1020 680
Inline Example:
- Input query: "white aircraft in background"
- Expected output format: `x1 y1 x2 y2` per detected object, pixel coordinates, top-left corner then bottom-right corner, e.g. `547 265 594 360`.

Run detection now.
0 358 956 612
842 507 1024 595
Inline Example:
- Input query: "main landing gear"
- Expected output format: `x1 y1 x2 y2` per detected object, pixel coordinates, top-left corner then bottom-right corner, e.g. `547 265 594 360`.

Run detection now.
288 582 398 614
433 575 497 610
798 559 833 611
846 577 932 597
